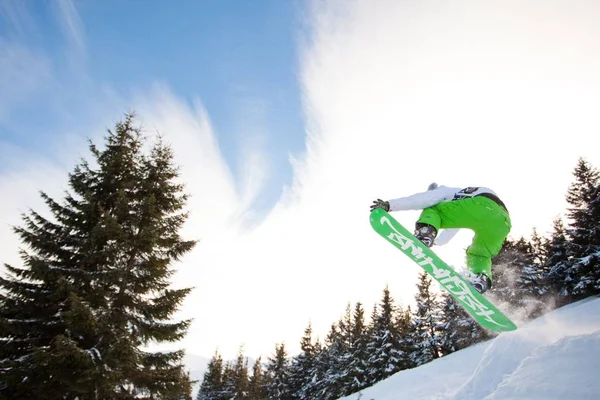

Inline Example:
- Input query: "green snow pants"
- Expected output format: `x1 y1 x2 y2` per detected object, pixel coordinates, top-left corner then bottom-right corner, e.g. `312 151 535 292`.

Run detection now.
417 196 511 282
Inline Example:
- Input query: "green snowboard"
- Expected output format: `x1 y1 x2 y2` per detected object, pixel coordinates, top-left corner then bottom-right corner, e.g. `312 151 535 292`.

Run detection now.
370 208 517 332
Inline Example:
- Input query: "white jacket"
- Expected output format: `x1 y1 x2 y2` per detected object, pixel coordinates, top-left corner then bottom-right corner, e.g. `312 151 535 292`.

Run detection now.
387 185 498 246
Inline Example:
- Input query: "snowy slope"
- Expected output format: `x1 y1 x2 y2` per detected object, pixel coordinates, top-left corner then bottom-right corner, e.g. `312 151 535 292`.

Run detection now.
340 297 600 400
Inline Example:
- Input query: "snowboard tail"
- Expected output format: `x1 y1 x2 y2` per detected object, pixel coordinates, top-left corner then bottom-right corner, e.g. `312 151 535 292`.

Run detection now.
370 208 517 332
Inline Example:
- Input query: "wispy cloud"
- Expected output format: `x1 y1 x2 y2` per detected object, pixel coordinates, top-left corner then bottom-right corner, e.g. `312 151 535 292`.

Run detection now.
0 0 92 126
54 0 85 55
132 84 242 232
0 0 35 37
0 39 51 123
231 96 272 225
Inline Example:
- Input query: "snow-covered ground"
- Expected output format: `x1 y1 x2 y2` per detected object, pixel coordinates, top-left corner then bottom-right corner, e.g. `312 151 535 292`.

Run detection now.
340 297 600 400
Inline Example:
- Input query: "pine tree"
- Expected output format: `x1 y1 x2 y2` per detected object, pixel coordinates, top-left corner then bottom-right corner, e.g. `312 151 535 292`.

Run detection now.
528 228 559 303
530 229 549 267
344 302 369 395
366 286 405 382
545 217 570 301
437 293 458 356
410 272 442 366
490 237 546 319
515 233 549 299
247 356 267 399
438 293 490 355
265 343 292 400
565 158 600 256
363 303 379 388
0 114 195 399
337 304 354 393
491 237 531 299
289 323 317 399
303 339 327 399
318 322 348 399
394 304 415 369
562 158 600 299
197 351 226 400
221 362 235 398
228 347 250 399
306 339 331 400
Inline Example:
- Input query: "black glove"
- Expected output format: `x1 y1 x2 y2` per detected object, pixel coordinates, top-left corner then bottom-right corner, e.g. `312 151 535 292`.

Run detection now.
370 198 390 212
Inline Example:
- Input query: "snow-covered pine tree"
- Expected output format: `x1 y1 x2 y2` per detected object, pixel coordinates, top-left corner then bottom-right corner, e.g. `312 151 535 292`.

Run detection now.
438 292 459 356
366 286 405 381
221 361 235 398
301 338 326 400
562 158 600 299
394 303 415 370
289 323 317 399
363 304 379 387
248 356 268 399
265 343 292 399
438 292 491 355
396 305 419 371
344 302 370 395
230 347 250 398
545 217 570 303
525 228 561 307
410 272 443 366
308 332 337 400
490 237 547 319
337 303 355 393
0 114 195 399
516 232 552 312
319 320 350 399
529 229 549 267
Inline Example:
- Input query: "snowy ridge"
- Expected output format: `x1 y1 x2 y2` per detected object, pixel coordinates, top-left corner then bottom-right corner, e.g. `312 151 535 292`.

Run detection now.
340 297 600 400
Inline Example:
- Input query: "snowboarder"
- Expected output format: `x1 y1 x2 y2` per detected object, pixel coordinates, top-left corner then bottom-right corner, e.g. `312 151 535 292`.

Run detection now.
370 183 511 294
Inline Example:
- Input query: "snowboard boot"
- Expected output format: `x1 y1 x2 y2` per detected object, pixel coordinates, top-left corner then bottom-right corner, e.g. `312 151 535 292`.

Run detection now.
414 223 437 248
469 273 492 294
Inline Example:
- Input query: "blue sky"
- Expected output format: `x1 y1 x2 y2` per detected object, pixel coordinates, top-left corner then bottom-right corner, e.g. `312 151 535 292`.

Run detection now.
2 0 600 362
1 0 306 212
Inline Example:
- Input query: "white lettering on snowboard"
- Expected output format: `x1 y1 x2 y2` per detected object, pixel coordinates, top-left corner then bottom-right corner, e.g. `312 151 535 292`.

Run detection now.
379 216 504 327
